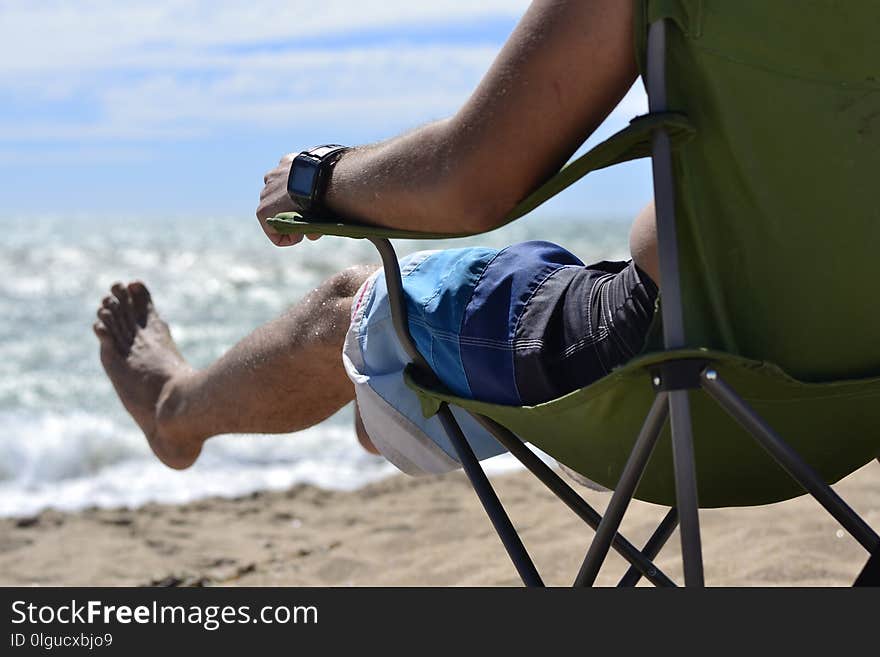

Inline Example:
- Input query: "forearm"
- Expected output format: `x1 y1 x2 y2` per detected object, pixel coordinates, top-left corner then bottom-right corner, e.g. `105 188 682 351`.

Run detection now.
324 119 487 234
256 0 637 245
323 0 637 236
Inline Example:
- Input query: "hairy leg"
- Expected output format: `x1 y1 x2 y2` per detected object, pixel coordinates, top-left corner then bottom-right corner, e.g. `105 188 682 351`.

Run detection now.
94 265 377 469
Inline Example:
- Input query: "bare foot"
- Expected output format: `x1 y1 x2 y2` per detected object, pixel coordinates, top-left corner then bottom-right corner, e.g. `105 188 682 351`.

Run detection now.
94 281 203 469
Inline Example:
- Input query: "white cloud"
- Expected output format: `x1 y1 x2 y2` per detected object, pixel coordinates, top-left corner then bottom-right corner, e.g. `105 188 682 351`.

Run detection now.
1 43 501 141
0 0 647 158
0 1 530 74
1 1 530 145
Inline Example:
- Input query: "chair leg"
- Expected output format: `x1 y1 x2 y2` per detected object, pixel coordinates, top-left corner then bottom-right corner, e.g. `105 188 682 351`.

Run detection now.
367 237 434 373
700 369 880 555
617 508 679 587
574 393 669 586
436 404 544 586
366 237 543 585
668 390 705 587
472 413 676 587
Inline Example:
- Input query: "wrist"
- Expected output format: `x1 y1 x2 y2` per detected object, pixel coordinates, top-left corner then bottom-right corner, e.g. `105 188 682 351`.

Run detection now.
286 145 349 218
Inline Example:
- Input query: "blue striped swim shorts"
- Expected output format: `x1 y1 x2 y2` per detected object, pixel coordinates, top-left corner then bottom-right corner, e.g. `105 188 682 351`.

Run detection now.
342 240 658 476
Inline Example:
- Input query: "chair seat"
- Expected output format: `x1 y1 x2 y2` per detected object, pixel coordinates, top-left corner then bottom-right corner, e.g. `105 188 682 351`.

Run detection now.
405 348 880 508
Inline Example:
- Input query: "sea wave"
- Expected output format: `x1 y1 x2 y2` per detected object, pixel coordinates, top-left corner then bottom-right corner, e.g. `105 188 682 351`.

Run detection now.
0 212 629 515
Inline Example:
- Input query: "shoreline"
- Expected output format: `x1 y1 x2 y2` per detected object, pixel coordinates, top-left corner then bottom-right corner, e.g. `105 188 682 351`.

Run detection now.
1 462 877 587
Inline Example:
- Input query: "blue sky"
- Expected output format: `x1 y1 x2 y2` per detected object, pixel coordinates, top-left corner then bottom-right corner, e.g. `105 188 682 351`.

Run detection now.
0 0 652 220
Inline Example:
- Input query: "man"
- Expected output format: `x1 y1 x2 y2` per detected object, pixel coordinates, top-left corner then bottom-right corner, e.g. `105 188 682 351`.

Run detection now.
94 0 660 473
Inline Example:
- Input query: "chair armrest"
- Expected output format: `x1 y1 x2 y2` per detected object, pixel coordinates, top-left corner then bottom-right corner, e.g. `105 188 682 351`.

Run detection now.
266 213 478 240
267 112 695 240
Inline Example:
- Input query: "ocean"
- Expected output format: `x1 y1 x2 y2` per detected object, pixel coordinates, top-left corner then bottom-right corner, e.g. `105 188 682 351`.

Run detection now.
0 212 631 517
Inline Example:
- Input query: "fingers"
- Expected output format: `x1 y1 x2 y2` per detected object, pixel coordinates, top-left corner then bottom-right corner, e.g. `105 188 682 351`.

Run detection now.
257 153 309 246
256 193 295 223
272 233 304 247
264 154 294 185
255 201 314 247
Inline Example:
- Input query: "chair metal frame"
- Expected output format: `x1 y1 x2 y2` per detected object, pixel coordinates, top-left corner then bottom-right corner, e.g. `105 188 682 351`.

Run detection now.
362 19 880 587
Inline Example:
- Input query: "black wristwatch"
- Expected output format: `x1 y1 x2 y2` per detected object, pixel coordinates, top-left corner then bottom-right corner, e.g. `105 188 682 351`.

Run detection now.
286 144 349 215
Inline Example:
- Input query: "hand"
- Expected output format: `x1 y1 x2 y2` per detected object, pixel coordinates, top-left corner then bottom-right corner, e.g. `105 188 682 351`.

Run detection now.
256 153 321 247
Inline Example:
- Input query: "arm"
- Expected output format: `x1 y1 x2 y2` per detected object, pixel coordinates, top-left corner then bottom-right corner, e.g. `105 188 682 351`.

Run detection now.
257 0 638 245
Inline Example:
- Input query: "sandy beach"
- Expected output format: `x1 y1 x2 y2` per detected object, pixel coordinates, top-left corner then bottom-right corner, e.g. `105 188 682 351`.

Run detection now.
1 460 876 587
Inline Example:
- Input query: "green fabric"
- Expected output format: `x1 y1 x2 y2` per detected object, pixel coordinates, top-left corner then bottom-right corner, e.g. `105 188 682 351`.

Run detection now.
404 351 880 508
266 112 694 239
637 0 880 381
272 0 880 508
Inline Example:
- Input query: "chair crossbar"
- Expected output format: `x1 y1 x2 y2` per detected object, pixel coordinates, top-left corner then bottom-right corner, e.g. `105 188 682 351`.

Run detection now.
575 393 670 586
700 369 880 554
472 413 676 587
436 403 544 586
618 508 679 587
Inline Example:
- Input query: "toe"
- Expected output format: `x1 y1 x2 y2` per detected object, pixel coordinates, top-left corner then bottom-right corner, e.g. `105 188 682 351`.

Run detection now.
101 296 123 334
96 306 115 331
128 281 153 327
93 320 111 341
112 282 137 335
106 285 133 343
97 307 127 354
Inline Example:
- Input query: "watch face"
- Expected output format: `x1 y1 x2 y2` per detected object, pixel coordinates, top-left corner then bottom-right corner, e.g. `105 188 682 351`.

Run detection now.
288 157 319 198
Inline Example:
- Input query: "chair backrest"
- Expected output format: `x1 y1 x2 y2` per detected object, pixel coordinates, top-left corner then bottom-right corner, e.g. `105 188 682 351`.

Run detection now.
636 0 880 381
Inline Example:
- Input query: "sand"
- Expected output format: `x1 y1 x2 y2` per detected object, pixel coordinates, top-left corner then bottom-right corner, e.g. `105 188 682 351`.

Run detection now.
1 461 877 587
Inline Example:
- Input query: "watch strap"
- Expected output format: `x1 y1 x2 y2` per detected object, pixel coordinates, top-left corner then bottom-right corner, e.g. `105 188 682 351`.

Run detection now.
310 145 348 217
288 144 349 216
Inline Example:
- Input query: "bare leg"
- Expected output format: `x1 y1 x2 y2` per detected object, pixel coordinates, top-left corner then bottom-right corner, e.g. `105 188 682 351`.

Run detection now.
628 201 659 285
94 265 377 469
354 400 380 455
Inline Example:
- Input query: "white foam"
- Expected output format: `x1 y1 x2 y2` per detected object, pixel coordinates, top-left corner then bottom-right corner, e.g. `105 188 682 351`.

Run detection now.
0 408 398 516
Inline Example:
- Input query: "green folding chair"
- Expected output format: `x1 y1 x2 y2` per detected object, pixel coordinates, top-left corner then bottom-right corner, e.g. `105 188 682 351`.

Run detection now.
268 0 880 586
